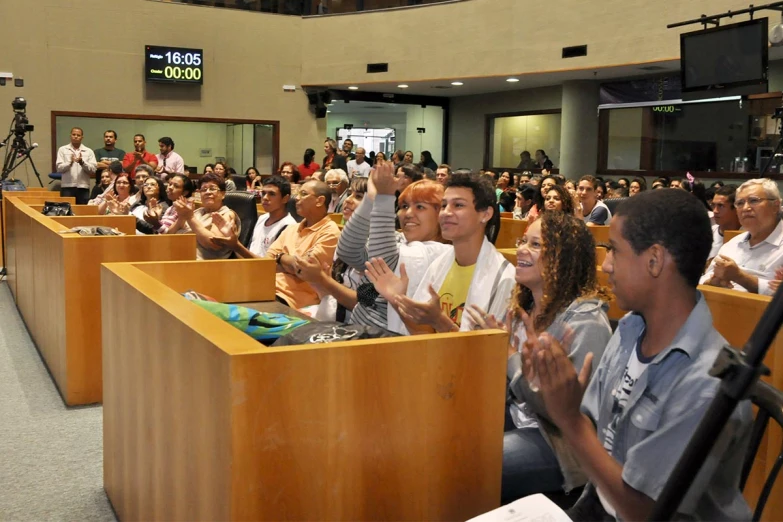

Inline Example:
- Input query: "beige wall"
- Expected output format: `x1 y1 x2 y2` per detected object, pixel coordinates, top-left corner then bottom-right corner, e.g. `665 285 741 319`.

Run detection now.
449 86 562 170
301 0 767 86
0 0 319 187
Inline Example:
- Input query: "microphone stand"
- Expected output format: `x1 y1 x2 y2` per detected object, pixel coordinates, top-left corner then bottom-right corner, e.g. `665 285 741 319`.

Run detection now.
648 109 783 521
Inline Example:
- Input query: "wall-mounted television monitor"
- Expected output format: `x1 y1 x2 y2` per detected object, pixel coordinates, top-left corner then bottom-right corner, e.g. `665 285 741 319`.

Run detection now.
680 19 768 100
145 45 203 84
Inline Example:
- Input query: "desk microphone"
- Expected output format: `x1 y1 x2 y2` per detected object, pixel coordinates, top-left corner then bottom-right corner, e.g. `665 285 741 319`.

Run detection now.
17 142 38 157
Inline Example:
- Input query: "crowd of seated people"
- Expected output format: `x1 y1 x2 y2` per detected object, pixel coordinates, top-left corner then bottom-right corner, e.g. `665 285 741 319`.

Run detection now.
54 123 783 519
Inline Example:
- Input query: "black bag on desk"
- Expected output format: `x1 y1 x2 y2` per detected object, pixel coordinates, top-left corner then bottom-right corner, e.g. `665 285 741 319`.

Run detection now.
41 201 74 216
271 321 399 346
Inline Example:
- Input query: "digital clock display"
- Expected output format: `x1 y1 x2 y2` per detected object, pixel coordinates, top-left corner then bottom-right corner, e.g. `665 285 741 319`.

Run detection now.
145 46 203 84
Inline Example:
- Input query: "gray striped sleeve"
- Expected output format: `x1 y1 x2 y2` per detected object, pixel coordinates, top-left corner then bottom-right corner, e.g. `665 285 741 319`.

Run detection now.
336 197 372 270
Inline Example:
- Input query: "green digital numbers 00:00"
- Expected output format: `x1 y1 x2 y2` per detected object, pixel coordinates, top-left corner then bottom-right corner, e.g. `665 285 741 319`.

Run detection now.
163 66 202 81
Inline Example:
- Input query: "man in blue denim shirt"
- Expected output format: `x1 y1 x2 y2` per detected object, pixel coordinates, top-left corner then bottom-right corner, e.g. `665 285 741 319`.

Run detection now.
526 189 752 521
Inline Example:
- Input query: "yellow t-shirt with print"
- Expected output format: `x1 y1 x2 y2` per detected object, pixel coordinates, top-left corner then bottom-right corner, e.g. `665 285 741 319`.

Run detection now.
438 260 476 325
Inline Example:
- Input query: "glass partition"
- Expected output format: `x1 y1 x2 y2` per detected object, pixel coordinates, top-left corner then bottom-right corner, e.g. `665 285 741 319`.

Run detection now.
54 114 277 175
600 96 782 176
487 112 561 170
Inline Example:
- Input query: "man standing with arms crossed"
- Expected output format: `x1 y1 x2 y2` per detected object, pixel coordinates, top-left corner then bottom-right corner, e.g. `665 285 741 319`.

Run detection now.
94 130 125 170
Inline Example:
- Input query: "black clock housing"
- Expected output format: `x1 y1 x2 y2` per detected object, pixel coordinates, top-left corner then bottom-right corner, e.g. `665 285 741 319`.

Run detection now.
145 45 203 85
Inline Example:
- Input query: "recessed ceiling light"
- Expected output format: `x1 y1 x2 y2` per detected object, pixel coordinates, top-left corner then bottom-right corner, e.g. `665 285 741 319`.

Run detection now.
451 81 464 86
326 110 331 113
506 78 520 83
398 84 409 88
348 86 359 90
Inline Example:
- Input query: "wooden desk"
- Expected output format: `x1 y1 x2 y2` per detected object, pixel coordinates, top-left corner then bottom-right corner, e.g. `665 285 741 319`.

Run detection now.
28 203 101 216
5 197 196 405
102 258 508 521
1 194 76 269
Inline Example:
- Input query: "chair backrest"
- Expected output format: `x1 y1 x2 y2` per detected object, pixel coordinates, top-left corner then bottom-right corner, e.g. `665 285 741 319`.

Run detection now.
740 380 783 521
222 191 258 248
230 174 246 190
603 196 628 216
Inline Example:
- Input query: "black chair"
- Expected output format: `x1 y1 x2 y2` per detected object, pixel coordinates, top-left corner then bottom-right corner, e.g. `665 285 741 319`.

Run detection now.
603 196 628 216
222 191 257 248
230 174 246 191
740 380 783 521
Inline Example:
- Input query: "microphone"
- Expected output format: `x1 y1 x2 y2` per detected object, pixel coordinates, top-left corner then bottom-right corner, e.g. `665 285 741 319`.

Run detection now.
17 142 38 157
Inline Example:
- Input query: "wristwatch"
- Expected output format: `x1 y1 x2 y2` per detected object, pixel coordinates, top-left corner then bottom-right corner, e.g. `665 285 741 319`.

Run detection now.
275 252 285 266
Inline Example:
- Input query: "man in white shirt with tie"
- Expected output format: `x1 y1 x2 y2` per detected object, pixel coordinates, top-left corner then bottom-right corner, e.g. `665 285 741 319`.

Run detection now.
55 127 97 204
701 178 783 295
155 136 185 180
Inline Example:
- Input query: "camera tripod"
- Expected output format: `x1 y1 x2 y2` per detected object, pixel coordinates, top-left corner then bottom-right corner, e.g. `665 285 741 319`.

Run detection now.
1 126 44 188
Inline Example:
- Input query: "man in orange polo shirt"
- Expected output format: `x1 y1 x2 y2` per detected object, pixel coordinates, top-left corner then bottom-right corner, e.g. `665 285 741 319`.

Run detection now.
266 179 341 309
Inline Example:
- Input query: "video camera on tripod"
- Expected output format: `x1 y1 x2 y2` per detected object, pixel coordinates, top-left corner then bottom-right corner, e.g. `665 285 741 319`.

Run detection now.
1 96 43 188
11 97 33 136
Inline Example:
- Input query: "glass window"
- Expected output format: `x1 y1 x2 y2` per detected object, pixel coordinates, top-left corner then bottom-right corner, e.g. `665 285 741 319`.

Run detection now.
488 113 561 170
601 97 782 174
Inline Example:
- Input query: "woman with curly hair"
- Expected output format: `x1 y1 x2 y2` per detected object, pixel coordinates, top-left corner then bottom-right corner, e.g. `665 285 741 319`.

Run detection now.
543 184 576 215
467 212 612 503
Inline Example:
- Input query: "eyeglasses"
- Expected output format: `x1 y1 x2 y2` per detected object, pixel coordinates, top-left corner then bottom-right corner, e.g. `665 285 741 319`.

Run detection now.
734 197 776 208
326 180 342 186
200 186 221 193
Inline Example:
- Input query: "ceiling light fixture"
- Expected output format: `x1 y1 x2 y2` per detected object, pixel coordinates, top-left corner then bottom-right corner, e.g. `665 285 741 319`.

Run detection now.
506 78 520 83
348 86 359 90
398 84 409 88
451 81 464 86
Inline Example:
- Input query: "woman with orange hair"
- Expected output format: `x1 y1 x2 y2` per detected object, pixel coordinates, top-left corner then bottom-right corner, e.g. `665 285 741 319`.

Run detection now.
297 161 447 330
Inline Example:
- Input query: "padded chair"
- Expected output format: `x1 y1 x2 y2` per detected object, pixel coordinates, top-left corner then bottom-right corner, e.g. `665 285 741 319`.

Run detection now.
222 191 257 249
230 174 246 191
740 380 783 521
603 196 628 216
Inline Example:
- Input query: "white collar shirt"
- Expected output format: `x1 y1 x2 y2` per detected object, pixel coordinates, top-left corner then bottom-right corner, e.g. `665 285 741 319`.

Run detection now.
700 218 783 295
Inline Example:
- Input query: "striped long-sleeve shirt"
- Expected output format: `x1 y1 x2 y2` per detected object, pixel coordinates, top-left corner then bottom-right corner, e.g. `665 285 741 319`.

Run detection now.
335 195 404 330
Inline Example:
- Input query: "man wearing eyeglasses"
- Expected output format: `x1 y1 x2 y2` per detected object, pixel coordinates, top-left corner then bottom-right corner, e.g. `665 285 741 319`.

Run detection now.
324 168 350 213
265 179 340 308
700 178 783 294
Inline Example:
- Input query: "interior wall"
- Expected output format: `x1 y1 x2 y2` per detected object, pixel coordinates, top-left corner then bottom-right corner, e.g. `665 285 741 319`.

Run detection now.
0 0 318 187
300 0 765 86
449 86 563 171
404 106 445 165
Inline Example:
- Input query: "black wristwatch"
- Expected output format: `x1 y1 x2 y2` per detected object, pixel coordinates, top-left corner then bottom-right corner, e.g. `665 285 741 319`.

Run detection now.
275 252 285 266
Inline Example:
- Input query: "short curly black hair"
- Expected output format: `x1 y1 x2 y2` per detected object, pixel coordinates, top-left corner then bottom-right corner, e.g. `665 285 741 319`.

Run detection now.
445 170 496 211
614 189 711 287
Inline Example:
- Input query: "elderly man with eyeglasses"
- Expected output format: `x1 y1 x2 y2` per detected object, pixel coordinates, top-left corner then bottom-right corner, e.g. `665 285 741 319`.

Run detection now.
324 168 350 213
700 178 783 294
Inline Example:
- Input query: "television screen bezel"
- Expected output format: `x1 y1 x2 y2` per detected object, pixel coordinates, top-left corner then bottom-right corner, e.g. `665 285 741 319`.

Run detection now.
679 18 768 94
145 45 204 85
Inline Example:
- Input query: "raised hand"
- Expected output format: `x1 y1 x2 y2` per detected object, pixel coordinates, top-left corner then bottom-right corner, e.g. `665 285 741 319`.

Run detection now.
533 330 592 428
394 284 445 327
294 253 329 284
174 196 194 221
371 160 397 195
211 211 234 237
364 257 409 302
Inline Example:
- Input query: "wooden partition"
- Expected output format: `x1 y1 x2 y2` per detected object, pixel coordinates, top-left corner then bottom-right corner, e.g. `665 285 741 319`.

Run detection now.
588 225 609 245
495 218 528 249
102 259 508 521
1 194 76 268
328 212 343 225
724 229 743 243
4 196 197 405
